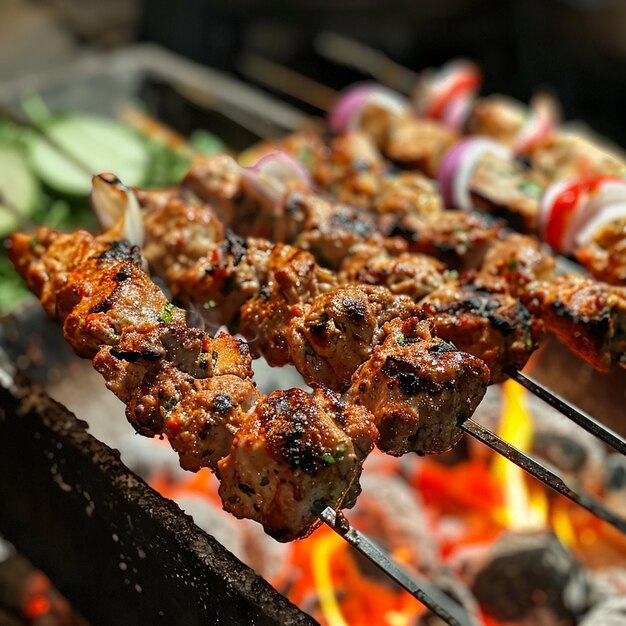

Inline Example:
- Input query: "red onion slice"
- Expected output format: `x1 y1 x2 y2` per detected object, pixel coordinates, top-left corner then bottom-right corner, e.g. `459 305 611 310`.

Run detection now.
438 137 512 210
240 167 285 207
91 173 144 247
328 82 409 134
247 150 311 187
513 93 560 155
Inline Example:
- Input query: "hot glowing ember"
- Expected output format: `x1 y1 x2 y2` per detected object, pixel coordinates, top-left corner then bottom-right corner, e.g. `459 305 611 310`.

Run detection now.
126 379 626 626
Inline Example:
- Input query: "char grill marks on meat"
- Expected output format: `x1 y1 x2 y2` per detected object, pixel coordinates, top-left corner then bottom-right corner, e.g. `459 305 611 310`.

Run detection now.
526 274 626 372
346 317 488 455
240 131 626 371
134 189 491 454
481 233 626 371
7 227 378 541
174 161 540 377
184 152 505 273
418 275 540 382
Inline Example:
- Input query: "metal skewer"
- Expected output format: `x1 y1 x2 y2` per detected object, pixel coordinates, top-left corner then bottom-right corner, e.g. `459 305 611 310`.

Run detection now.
507 368 626 456
318 506 474 626
314 31 420 94
462 418 626 533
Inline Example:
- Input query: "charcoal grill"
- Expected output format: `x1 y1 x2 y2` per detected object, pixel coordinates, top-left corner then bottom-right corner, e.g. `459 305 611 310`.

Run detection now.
1 45 626 626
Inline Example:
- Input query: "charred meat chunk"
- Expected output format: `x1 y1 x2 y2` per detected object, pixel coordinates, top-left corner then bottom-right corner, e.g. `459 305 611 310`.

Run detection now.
527 275 626 371
286 285 417 390
339 242 446 302
218 388 377 541
346 318 489 455
240 244 337 365
418 277 541 382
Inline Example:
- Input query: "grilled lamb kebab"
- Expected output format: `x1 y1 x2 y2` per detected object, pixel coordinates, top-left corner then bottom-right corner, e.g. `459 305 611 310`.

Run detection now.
306 78 626 283
178 154 626 373
122 179 490 454
7 224 382 542
184 151 502 272
127 173 534 385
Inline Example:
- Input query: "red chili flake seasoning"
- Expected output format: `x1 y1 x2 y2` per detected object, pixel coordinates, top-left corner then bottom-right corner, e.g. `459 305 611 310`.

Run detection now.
166 417 181 435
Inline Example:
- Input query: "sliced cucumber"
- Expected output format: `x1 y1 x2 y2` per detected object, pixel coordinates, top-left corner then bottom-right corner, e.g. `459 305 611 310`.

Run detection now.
29 114 150 196
0 146 39 236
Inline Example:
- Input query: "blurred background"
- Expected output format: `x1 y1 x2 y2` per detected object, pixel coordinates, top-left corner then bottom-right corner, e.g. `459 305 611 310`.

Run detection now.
2 0 626 142
0 0 626 140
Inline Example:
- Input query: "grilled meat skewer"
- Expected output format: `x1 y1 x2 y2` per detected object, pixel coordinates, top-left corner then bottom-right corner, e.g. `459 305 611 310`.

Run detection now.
184 152 503 272
131 182 489 453
7 226 379 541
179 155 626 373
132 179 529 385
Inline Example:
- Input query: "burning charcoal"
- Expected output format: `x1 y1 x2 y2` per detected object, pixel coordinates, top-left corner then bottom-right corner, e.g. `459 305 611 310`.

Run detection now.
0 553 88 626
468 532 589 625
414 567 481 626
579 597 626 626
605 455 626 491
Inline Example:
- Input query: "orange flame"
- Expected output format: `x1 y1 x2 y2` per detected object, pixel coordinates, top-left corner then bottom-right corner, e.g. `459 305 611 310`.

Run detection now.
492 380 548 530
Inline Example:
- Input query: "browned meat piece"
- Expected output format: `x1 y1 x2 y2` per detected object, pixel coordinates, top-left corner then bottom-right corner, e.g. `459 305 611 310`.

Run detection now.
470 152 544 233
359 103 457 176
481 235 626 370
290 195 380 269
481 233 557 297
339 242 446 301
183 154 245 227
375 171 442 219
8 227 378 541
576 217 626 286
346 318 489 455
140 191 275 326
286 285 417 390
142 194 225 281
248 131 442 220
240 244 337 365
526 275 626 371
531 133 626 181
313 131 387 205
219 388 377 541
466 96 527 146
418 277 541 382
314 132 443 219
381 210 505 270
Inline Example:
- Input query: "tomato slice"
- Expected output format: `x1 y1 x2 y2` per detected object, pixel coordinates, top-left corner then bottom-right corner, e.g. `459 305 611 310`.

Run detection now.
544 175 619 250
423 66 481 120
